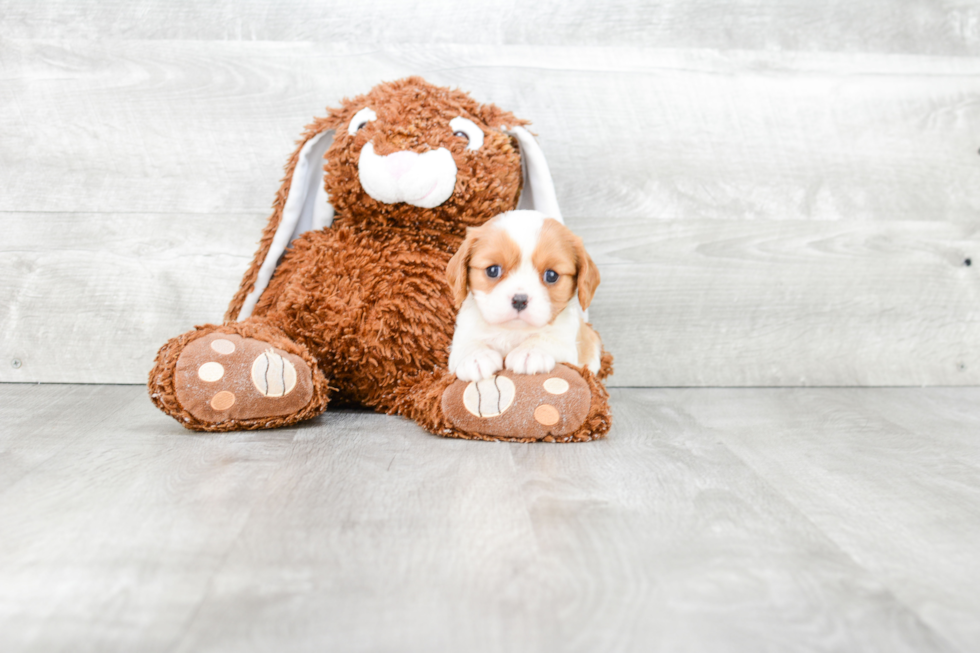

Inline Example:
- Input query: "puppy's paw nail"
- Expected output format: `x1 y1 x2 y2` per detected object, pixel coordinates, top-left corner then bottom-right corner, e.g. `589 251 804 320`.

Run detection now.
456 349 503 381
505 349 555 375
529 354 556 375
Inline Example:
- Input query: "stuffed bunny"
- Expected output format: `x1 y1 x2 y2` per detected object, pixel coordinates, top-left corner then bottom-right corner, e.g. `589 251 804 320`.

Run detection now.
148 77 612 442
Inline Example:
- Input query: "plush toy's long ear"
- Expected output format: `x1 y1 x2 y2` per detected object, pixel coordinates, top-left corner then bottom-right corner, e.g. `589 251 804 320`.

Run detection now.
228 129 335 322
503 126 563 224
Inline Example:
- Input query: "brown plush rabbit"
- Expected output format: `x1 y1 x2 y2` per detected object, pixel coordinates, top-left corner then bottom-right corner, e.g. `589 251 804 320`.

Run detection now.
148 77 612 442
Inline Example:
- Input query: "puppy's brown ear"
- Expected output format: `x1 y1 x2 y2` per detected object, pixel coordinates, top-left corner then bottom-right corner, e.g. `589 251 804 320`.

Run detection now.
446 228 479 309
574 235 601 310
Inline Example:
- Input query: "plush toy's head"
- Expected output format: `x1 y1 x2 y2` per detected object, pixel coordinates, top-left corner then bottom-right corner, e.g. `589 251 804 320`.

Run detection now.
322 77 527 235
233 77 564 321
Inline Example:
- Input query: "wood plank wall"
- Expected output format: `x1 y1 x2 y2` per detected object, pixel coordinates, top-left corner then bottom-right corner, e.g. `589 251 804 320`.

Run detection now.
2 2 979 386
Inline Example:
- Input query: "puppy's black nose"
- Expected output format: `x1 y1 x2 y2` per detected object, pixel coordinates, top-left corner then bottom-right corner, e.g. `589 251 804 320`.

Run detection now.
511 294 529 312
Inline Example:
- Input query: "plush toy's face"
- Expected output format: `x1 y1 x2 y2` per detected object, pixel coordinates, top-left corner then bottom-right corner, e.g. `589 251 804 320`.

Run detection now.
321 77 525 236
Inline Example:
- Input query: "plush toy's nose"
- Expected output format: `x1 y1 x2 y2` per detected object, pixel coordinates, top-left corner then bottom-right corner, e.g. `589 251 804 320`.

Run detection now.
384 151 416 180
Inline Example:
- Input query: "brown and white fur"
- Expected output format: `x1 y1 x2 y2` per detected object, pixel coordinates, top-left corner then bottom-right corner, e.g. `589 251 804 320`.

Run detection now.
446 210 602 382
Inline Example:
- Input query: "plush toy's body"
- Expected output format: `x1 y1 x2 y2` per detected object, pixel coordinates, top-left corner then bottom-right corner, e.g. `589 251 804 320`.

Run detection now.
149 78 612 442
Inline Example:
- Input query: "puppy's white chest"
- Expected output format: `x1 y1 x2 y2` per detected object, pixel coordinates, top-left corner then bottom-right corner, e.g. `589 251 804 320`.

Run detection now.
484 329 535 355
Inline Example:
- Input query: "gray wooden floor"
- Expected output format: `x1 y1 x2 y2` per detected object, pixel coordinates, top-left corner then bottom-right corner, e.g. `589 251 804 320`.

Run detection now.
1 384 979 652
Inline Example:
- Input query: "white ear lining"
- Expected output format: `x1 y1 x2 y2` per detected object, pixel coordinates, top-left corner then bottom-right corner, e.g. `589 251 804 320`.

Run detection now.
237 129 334 321
504 126 563 224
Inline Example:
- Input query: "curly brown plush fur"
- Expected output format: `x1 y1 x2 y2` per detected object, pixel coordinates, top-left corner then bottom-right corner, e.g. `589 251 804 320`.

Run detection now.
148 77 613 441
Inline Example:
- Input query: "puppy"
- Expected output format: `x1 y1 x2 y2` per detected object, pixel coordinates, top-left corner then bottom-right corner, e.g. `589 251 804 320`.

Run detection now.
446 210 602 382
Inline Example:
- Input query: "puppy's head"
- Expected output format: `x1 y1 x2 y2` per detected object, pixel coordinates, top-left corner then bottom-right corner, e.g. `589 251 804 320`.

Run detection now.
446 211 600 327
318 77 526 236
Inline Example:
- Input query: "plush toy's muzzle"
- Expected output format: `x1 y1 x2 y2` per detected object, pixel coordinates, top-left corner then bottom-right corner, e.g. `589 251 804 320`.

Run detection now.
358 143 458 209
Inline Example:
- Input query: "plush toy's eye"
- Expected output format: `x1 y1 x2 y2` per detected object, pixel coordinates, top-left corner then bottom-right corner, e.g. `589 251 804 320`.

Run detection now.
543 270 559 284
449 117 484 151
486 265 501 279
348 107 377 136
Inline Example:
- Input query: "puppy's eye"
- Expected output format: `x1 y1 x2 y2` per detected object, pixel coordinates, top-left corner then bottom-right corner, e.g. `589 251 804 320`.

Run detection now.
543 270 559 284
486 265 502 279
449 117 484 151
347 107 377 136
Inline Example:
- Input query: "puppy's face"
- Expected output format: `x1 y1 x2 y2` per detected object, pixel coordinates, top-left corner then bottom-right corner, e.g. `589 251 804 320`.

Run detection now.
317 77 526 237
447 212 600 328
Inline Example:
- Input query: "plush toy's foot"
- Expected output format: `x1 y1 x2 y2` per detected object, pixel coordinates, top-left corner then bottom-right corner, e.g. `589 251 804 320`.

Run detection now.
441 364 602 442
173 332 314 424
149 322 330 432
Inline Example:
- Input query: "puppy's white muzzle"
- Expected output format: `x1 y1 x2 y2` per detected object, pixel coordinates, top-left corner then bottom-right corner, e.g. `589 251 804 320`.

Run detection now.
358 142 457 209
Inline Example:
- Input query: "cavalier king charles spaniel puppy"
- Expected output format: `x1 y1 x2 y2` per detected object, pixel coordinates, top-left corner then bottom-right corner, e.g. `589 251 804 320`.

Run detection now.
446 210 602 382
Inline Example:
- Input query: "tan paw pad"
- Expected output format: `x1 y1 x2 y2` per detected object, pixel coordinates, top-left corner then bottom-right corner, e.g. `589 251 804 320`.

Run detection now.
462 376 516 418
543 377 569 395
251 349 298 397
197 362 225 382
210 338 236 355
534 404 560 426
210 391 236 411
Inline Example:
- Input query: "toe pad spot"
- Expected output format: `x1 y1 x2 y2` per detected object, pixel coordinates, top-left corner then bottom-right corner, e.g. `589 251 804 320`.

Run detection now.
210 391 236 411
534 404 560 426
543 377 569 395
198 362 224 382
210 338 236 355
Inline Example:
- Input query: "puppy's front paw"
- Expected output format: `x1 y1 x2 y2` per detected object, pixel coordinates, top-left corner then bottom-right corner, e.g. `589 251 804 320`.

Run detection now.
505 347 556 375
454 348 504 382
